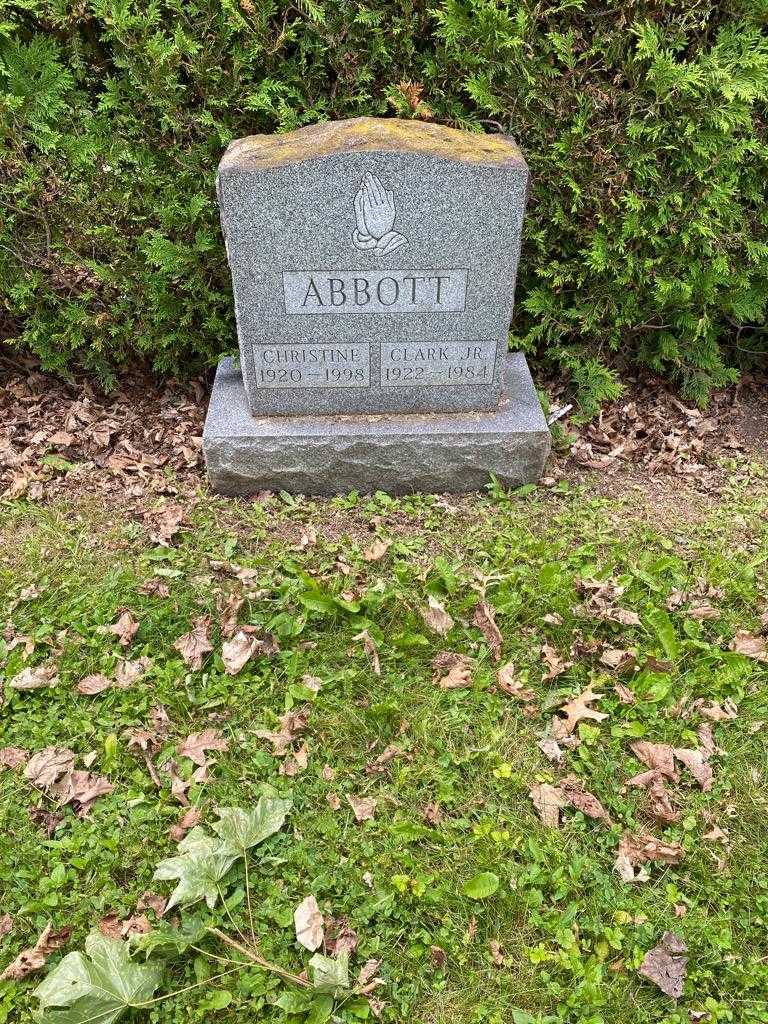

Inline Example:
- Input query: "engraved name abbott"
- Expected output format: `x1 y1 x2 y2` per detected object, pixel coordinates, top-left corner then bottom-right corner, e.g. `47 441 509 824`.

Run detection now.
282 269 467 315
352 173 408 256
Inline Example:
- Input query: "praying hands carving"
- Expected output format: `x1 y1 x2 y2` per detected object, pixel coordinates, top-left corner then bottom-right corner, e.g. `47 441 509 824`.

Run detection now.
352 172 408 257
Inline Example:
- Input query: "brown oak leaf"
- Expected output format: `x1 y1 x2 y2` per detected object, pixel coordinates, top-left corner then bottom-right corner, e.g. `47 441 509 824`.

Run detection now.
629 741 678 781
556 686 608 734
178 728 228 767
541 644 572 681
614 832 683 882
362 538 392 562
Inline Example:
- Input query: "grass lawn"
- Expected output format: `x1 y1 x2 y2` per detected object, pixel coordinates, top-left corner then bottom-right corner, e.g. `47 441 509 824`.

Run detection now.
1 475 767 1024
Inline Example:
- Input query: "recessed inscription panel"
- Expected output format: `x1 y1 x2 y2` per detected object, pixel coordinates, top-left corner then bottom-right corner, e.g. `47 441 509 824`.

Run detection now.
283 269 467 315
253 343 370 389
380 340 496 388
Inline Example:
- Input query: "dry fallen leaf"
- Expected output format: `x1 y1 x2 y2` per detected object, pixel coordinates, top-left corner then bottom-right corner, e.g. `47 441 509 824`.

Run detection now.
365 745 400 776
357 958 382 990
489 939 504 966
703 824 728 843
173 615 213 670
347 793 377 822
24 747 76 788
628 769 680 824
178 728 228 767
0 747 28 770
698 699 737 722
560 775 612 824
614 682 636 704
362 537 392 562
139 578 171 599
136 891 167 917
541 644 573 681
217 591 245 638
687 601 720 621
255 708 309 757
280 741 309 777
614 832 684 882
110 610 139 648
556 686 608 734
148 502 186 546
169 806 202 842
599 647 636 672
697 723 722 755
729 630 768 661
529 782 567 828
0 915 12 940
0 922 71 980
221 630 260 676
473 601 502 662
327 792 341 811
421 596 454 636
10 664 59 690
537 737 564 764
294 895 324 951
353 629 381 676
295 525 317 551
638 931 688 999
673 747 713 792
629 741 678 781
76 673 113 696
496 663 535 701
49 770 114 816
325 918 358 957
432 651 474 689
422 802 443 826
115 656 152 688
28 807 64 837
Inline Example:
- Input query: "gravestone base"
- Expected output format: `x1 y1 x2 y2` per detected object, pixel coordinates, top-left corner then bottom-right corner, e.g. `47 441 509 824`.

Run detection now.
204 353 550 496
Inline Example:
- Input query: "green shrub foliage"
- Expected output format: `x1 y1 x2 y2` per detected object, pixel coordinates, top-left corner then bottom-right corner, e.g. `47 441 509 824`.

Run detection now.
2 1 767 403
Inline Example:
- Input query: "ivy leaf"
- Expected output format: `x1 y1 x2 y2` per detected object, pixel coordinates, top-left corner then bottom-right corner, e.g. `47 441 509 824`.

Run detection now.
211 797 292 853
309 950 350 994
153 827 238 911
34 932 163 1024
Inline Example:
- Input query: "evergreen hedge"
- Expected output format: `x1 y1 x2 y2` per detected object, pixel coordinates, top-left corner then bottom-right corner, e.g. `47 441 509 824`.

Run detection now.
2 1 767 407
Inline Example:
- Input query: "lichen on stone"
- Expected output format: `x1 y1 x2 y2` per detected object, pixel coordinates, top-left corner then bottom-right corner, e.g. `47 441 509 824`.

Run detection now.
220 117 524 171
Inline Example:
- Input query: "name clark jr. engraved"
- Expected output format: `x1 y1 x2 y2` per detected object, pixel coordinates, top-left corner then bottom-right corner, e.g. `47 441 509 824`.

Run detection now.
282 269 467 315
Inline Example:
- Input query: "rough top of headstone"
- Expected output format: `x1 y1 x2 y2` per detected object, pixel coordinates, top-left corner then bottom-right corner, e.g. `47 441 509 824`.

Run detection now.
219 116 525 173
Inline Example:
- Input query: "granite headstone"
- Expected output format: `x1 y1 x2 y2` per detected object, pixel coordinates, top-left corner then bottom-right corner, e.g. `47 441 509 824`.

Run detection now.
204 117 550 494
